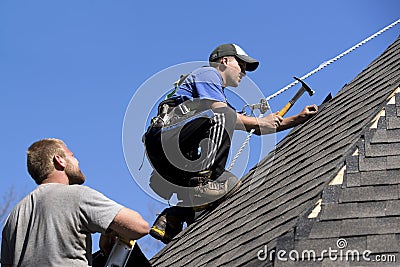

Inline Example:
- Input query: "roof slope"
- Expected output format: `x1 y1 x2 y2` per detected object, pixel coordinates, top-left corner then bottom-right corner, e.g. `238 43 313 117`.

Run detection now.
275 91 400 266
150 35 400 267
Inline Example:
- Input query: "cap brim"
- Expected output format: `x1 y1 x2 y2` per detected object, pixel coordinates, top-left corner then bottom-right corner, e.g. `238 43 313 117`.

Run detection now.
236 54 259 71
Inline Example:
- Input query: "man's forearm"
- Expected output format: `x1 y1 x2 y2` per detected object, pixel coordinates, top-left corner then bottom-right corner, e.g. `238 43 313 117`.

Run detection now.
278 105 318 131
235 113 261 133
236 113 278 135
109 208 149 241
277 114 308 131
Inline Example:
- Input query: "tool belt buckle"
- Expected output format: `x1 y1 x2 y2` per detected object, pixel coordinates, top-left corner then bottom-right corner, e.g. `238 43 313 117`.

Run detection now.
188 170 212 187
198 170 212 179
176 103 190 116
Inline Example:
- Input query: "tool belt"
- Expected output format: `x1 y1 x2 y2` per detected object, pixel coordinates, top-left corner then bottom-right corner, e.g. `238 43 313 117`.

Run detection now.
144 98 216 188
147 98 215 134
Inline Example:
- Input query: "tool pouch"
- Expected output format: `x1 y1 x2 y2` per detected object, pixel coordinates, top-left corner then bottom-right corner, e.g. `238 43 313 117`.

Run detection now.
144 99 216 188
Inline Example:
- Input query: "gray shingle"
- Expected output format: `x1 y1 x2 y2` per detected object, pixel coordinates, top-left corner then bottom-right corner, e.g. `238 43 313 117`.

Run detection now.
295 217 316 240
386 104 397 118
365 142 400 157
386 200 400 216
396 93 400 107
340 217 400 236
387 117 400 129
366 234 400 253
387 155 400 169
387 129 400 142
322 260 350 267
320 202 386 220
345 172 361 187
339 185 399 203
346 156 359 174
359 170 400 186
309 221 341 239
377 116 388 130
358 155 387 172
368 129 388 144
321 185 341 204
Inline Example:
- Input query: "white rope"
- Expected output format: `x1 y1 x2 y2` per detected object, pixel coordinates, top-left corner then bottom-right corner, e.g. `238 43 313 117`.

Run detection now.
227 19 400 171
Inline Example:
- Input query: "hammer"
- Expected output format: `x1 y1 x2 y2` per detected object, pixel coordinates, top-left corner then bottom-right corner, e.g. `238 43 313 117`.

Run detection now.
277 77 315 117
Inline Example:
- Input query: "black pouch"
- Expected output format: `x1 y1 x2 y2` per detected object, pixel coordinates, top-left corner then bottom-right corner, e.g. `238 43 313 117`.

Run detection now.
149 171 175 200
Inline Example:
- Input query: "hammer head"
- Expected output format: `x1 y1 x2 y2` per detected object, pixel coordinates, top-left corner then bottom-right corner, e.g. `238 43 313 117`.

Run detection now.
294 77 315 96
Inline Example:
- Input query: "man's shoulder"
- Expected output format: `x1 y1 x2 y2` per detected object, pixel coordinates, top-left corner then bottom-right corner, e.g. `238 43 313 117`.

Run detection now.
36 183 89 194
67 184 101 196
190 66 222 85
11 184 90 207
192 66 219 76
30 184 100 201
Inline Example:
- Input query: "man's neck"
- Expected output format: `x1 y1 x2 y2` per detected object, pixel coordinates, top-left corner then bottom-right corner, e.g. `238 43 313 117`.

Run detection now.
41 171 69 185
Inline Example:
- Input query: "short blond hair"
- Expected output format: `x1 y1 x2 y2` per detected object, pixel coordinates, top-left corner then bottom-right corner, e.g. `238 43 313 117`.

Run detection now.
27 138 66 184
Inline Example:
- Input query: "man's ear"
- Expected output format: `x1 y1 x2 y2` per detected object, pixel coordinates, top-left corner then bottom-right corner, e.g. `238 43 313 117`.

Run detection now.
54 155 67 170
218 57 228 71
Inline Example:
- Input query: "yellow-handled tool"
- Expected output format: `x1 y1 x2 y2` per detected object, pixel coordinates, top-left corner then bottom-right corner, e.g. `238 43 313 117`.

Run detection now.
277 77 315 117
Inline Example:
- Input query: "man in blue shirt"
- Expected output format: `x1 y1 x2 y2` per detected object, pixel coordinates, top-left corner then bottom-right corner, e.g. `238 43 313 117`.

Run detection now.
144 44 318 243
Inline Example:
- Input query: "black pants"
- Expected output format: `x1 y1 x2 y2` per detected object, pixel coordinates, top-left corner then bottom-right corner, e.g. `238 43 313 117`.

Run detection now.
145 106 236 191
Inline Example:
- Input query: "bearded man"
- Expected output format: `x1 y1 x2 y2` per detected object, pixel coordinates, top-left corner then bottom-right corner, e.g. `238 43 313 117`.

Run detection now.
1 138 149 266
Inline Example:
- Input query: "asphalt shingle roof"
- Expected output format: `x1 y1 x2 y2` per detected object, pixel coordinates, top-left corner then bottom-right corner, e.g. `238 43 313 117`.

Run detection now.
150 35 400 267
281 92 400 266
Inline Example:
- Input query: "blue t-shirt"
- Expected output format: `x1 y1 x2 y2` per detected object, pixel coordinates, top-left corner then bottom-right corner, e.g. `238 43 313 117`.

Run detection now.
172 67 227 103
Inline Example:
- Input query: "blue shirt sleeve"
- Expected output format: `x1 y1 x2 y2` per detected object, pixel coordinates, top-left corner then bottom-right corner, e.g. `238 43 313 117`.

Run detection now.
193 68 226 102
173 67 226 103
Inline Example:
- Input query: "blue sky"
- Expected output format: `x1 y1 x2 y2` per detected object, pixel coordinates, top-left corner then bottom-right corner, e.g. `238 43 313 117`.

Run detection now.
1 0 399 259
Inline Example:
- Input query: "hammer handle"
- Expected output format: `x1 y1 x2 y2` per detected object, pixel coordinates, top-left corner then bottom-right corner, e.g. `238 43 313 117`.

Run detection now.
277 86 306 117
277 102 293 117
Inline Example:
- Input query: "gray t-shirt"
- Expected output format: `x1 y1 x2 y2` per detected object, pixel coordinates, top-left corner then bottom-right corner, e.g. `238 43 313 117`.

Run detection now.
1 183 123 266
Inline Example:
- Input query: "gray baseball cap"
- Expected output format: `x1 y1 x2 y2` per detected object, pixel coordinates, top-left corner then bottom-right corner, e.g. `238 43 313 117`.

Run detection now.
209 43 259 71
